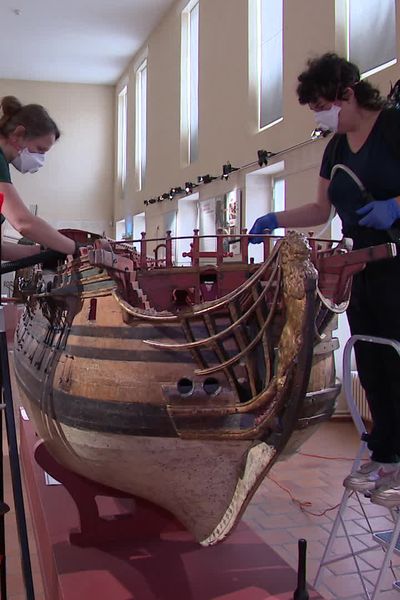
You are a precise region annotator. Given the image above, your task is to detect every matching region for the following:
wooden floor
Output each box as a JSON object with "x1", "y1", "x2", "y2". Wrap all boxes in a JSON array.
[{"x1": 4, "y1": 348, "x2": 400, "y2": 599}]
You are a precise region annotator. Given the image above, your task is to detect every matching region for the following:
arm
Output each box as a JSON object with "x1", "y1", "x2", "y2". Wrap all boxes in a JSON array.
[
  {"x1": 275, "y1": 177, "x2": 332, "y2": 228},
  {"x1": 1, "y1": 241, "x2": 41, "y2": 261},
  {"x1": 0, "y1": 182, "x2": 76, "y2": 255},
  {"x1": 249, "y1": 177, "x2": 332, "y2": 242}
]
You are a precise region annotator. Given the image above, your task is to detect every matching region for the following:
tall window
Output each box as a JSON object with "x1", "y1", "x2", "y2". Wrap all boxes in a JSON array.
[
  {"x1": 117, "y1": 86, "x2": 127, "y2": 195},
  {"x1": 272, "y1": 178, "x2": 285, "y2": 237},
  {"x1": 181, "y1": 0, "x2": 199, "y2": 164},
  {"x1": 135, "y1": 59, "x2": 147, "y2": 190},
  {"x1": 347, "y1": 0, "x2": 396, "y2": 77},
  {"x1": 259, "y1": 0, "x2": 283, "y2": 129},
  {"x1": 115, "y1": 219, "x2": 126, "y2": 240}
]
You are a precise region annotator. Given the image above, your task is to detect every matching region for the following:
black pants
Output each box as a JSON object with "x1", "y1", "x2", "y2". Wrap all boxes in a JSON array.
[{"x1": 347, "y1": 257, "x2": 400, "y2": 463}]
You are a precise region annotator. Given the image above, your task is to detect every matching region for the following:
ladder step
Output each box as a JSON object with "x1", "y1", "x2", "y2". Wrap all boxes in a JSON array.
[{"x1": 373, "y1": 529, "x2": 400, "y2": 555}]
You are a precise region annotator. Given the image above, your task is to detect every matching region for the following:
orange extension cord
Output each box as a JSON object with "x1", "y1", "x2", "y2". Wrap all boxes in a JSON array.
[{"x1": 266, "y1": 451, "x2": 357, "y2": 517}]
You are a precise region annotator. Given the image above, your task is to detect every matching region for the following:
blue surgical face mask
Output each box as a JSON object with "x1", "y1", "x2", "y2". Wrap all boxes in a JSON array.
[
  {"x1": 12, "y1": 148, "x2": 45, "y2": 174},
  {"x1": 314, "y1": 104, "x2": 341, "y2": 133}
]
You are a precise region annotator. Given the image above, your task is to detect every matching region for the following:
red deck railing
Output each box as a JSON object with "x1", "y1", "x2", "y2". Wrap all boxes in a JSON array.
[{"x1": 115, "y1": 229, "x2": 338, "y2": 271}]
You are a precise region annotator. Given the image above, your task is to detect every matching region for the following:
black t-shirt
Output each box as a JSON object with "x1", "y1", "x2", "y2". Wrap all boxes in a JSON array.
[{"x1": 320, "y1": 109, "x2": 400, "y2": 249}]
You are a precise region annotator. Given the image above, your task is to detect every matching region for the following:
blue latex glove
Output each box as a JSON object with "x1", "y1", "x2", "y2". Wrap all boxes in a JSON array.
[
  {"x1": 249, "y1": 213, "x2": 279, "y2": 243},
  {"x1": 357, "y1": 198, "x2": 400, "y2": 230}
]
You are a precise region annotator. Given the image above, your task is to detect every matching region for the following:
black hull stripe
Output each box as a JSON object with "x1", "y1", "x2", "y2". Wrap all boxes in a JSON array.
[
  {"x1": 52, "y1": 389, "x2": 179, "y2": 436},
  {"x1": 15, "y1": 353, "x2": 48, "y2": 399},
  {"x1": 17, "y1": 364, "x2": 339, "y2": 439},
  {"x1": 69, "y1": 325, "x2": 189, "y2": 341},
  {"x1": 64, "y1": 344, "x2": 201, "y2": 363},
  {"x1": 14, "y1": 346, "x2": 339, "y2": 439},
  {"x1": 14, "y1": 351, "x2": 178, "y2": 437},
  {"x1": 52, "y1": 388, "x2": 251, "y2": 436},
  {"x1": 14, "y1": 349, "x2": 251, "y2": 436},
  {"x1": 18, "y1": 328, "x2": 221, "y2": 366}
]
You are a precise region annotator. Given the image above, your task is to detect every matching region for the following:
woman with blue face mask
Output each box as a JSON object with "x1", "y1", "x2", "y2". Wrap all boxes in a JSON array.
[
  {"x1": 0, "y1": 95, "x2": 76, "y2": 261},
  {"x1": 249, "y1": 53, "x2": 400, "y2": 506}
]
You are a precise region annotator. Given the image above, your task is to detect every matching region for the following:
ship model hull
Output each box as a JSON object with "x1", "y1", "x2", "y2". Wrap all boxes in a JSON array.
[{"x1": 13, "y1": 230, "x2": 393, "y2": 545}]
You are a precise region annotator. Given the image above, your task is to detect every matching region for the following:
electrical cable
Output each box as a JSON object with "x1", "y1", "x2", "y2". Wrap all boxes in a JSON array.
[
  {"x1": 266, "y1": 472, "x2": 349, "y2": 516},
  {"x1": 145, "y1": 133, "x2": 325, "y2": 205},
  {"x1": 298, "y1": 451, "x2": 357, "y2": 461},
  {"x1": 266, "y1": 449, "x2": 363, "y2": 517}
]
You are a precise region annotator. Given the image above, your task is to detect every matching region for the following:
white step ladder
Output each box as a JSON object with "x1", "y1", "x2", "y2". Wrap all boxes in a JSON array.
[{"x1": 314, "y1": 335, "x2": 400, "y2": 599}]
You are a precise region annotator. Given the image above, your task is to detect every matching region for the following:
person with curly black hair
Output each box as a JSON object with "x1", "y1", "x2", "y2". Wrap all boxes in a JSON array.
[{"x1": 249, "y1": 53, "x2": 400, "y2": 503}]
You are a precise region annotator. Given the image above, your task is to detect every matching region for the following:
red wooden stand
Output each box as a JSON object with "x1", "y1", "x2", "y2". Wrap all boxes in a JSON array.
[
  {"x1": 33, "y1": 439, "x2": 183, "y2": 548},
  {"x1": 19, "y1": 411, "x2": 323, "y2": 600}
]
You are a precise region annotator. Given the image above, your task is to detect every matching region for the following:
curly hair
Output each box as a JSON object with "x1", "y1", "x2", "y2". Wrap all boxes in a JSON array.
[{"x1": 297, "y1": 53, "x2": 385, "y2": 110}]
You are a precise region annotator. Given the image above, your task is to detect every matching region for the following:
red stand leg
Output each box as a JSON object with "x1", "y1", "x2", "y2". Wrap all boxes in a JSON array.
[
  {"x1": 34, "y1": 441, "x2": 185, "y2": 547},
  {"x1": 20, "y1": 412, "x2": 324, "y2": 600}
]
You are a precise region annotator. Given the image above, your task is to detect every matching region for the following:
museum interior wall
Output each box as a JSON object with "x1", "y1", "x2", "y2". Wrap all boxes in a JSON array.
[
  {"x1": 114, "y1": 0, "x2": 400, "y2": 236},
  {"x1": 0, "y1": 78, "x2": 114, "y2": 239},
  {"x1": 112, "y1": 0, "x2": 400, "y2": 413}
]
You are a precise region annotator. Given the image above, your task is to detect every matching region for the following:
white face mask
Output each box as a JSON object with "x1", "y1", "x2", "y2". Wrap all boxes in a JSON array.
[
  {"x1": 11, "y1": 148, "x2": 45, "y2": 174},
  {"x1": 314, "y1": 104, "x2": 341, "y2": 133}
]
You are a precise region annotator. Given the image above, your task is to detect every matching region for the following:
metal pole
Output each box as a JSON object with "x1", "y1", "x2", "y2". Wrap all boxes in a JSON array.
[
  {"x1": 0, "y1": 402, "x2": 7, "y2": 599},
  {"x1": 0, "y1": 306, "x2": 35, "y2": 600},
  {"x1": 293, "y1": 538, "x2": 309, "y2": 600}
]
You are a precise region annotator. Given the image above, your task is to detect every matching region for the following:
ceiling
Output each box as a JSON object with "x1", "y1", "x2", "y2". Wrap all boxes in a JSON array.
[{"x1": 0, "y1": 0, "x2": 176, "y2": 85}]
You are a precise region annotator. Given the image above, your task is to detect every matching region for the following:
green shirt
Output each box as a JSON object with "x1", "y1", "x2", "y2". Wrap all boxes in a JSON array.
[
  {"x1": 0, "y1": 148, "x2": 11, "y2": 184},
  {"x1": 0, "y1": 148, "x2": 11, "y2": 224}
]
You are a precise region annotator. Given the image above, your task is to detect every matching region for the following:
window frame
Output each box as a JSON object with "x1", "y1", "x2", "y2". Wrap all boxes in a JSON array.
[
  {"x1": 180, "y1": 0, "x2": 199, "y2": 165},
  {"x1": 117, "y1": 85, "x2": 128, "y2": 197},
  {"x1": 257, "y1": 0, "x2": 284, "y2": 131},
  {"x1": 135, "y1": 58, "x2": 148, "y2": 191},
  {"x1": 346, "y1": 0, "x2": 397, "y2": 78}
]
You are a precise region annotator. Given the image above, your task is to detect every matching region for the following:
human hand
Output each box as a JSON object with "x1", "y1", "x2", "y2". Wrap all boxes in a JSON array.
[
  {"x1": 357, "y1": 198, "x2": 400, "y2": 230},
  {"x1": 248, "y1": 213, "x2": 279, "y2": 243}
]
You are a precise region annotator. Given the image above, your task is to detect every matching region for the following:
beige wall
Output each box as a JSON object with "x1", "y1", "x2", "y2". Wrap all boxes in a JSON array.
[
  {"x1": 0, "y1": 79, "x2": 114, "y2": 238},
  {"x1": 113, "y1": 0, "x2": 400, "y2": 414}
]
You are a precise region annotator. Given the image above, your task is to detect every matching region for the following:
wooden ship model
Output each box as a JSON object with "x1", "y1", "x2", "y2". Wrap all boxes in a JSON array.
[{"x1": 10, "y1": 228, "x2": 396, "y2": 546}]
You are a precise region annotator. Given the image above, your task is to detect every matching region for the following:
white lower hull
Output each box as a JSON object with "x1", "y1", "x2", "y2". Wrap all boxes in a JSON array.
[{"x1": 25, "y1": 397, "x2": 276, "y2": 544}]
